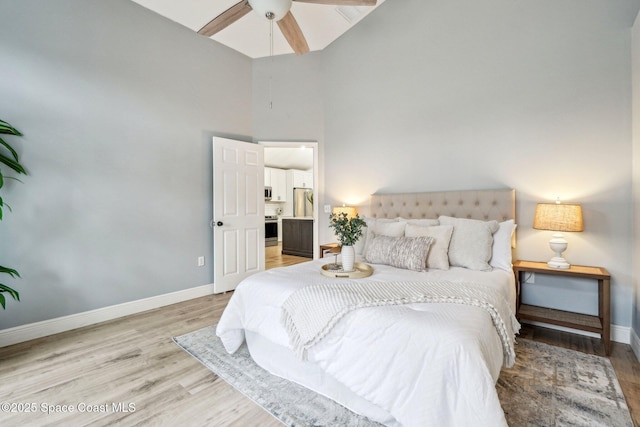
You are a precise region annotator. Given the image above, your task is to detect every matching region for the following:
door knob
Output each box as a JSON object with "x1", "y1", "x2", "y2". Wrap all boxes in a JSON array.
[{"x1": 216, "y1": 221, "x2": 224, "y2": 227}]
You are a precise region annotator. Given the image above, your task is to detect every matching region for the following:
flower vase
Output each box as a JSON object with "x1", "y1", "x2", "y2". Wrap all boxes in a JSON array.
[{"x1": 341, "y1": 245, "x2": 355, "y2": 272}]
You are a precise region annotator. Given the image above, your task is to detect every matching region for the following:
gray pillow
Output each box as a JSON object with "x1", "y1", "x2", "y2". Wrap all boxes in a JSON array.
[
  {"x1": 365, "y1": 235, "x2": 434, "y2": 271},
  {"x1": 438, "y1": 216, "x2": 499, "y2": 271}
]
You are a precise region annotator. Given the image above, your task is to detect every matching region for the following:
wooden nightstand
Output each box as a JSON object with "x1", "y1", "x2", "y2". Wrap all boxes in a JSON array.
[
  {"x1": 319, "y1": 243, "x2": 340, "y2": 258},
  {"x1": 512, "y1": 260, "x2": 611, "y2": 355}
]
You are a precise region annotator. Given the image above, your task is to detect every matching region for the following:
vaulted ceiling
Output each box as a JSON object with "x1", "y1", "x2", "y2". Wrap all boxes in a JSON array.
[{"x1": 131, "y1": 0, "x2": 386, "y2": 58}]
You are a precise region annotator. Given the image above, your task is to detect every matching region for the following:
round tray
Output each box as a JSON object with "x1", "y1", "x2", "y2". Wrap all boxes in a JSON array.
[{"x1": 321, "y1": 262, "x2": 373, "y2": 278}]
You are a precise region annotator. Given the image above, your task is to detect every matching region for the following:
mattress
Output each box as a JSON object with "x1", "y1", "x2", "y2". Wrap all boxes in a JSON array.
[{"x1": 216, "y1": 259, "x2": 517, "y2": 426}]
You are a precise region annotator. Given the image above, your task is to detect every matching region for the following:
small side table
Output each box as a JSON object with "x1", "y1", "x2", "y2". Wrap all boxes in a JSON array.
[
  {"x1": 320, "y1": 243, "x2": 340, "y2": 258},
  {"x1": 513, "y1": 260, "x2": 611, "y2": 355}
]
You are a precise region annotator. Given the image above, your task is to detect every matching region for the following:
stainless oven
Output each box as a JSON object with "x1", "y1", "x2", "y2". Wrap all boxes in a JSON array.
[{"x1": 265, "y1": 215, "x2": 278, "y2": 247}]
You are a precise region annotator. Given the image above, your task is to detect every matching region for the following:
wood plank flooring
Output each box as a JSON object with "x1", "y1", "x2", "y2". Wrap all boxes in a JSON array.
[
  {"x1": 0, "y1": 292, "x2": 281, "y2": 427},
  {"x1": 265, "y1": 242, "x2": 309, "y2": 269},
  {"x1": 0, "y1": 247, "x2": 637, "y2": 426}
]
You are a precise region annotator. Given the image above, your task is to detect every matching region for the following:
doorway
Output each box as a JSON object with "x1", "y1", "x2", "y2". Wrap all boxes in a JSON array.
[{"x1": 259, "y1": 141, "x2": 319, "y2": 265}]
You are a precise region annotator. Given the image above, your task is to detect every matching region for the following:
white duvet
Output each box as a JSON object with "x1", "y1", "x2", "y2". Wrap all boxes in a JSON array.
[{"x1": 217, "y1": 259, "x2": 518, "y2": 426}]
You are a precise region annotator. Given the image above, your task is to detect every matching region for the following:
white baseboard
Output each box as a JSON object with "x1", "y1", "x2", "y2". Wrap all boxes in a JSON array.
[
  {"x1": 521, "y1": 320, "x2": 631, "y2": 344},
  {"x1": 611, "y1": 324, "x2": 631, "y2": 344},
  {"x1": 631, "y1": 328, "x2": 640, "y2": 363},
  {"x1": 0, "y1": 284, "x2": 215, "y2": 348}
]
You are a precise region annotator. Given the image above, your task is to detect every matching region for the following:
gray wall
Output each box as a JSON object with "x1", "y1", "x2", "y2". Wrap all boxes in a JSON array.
[
  {"x1": 2, "y1": 0, "x2": 638, "y2": 335},
  {"x1": 0, "y1": 0, "x2": 252, "y2": 328},
  {"x1": 633, "y1": 11, "x2": 640, "y2": 339},
  {"x1": 252, "y1": 51, "x2": 326, "y2": 257},
  {"x1": 252, "y1": 52, "x2": 324, "y2": 143},
  {"x1": 317, "y1": 0, "x2": 638, "y2": 327}
]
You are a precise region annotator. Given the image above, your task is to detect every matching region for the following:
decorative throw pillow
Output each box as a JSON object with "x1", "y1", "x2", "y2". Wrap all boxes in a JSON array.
[
  {"x1": 361, "y1": 218, "x2": 406, "y2": 256},
  {"x1": 490, "y1": 219, "x2": 517, "y2": 271},
  {"x1": 404, "y1": 223, "x2": 454, "y2": 270},
  {"x1": 365, "y1": 235, "x2": 434, "y2": 271},
  {"x1": 438, "y1": 216, "x2": 499, "y2": 271}
]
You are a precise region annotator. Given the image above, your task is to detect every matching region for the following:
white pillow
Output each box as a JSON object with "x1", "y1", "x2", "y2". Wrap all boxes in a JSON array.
[
  {"x1": 404, "y1": 223, "x2": 454, "y2": 270},
  {"x1": 365, "y1": 235, "x2": 434, "y2": 271},
  {"x1": 400, "y1": 218, "x2": 440, "y2": 227},
  {"x1": 354, "y1": 216, "x2": 395, "y2": 255},
  {"x1": 354, "y1": 216, "x2": 375, "y2": 256},
  {"x1": 490, "y1": 219, "x2": 517, "y2": 271},
  {"x1": 438, "y1": 216, "x2": 499, "y2": 271},
  {"x1": 361, "y1": 218, "x2": 406, "y2": 256}
]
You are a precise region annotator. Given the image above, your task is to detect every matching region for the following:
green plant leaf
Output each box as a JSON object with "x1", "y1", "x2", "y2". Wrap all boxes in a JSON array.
[
  {"x1": 0, "y1": 198, "x2": 12, "y2": 220},
  {"x1": 0, "y1": 152, "x2": 26, "y2": 174},
  {"x1": 0, "y1": 118, "x2": 24, "y2": 308},
  {"x1": 328, "y1": 212, "x2": 367, "y2": 246},
  {"x1": 0, "y1": 266, "x2": 20, "y2": 278},
  {"x1": 0, "y1": 284, "x2": 20, "y2": 301},
  {"x1": 0, "y1": 136, "x2": 19, "y2": 162},
  {"x1": 0, "y1": 120, "x2": 22, "y2": 136},
  {"x1": 2, "y1": 175, "x2": 23, "y2": 184}
]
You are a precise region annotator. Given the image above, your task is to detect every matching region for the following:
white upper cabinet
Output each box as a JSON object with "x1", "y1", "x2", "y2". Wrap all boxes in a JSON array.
[
  {"x1": 265, "y1": 167, "x2": 287, "y2": 202},
  {"x1": 270, "y1": 168, "x2": 287, "y2": 201},
  {"x1": 264, "y1": 167, "x2": 272, "y2": 187},
  {"x1": 291, "y1": 170, "x2": 313, "y2": 189}
]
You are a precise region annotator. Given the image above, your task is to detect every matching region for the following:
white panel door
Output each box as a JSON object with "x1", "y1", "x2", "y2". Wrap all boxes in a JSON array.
[{"x1": 212, "y1": 137, "x2": 264, "y2": 293}]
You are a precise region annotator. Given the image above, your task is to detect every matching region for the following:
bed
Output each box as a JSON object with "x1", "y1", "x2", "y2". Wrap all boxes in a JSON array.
[{"x1": 217, "y1": 189, "x2": 519, "y2": 426}]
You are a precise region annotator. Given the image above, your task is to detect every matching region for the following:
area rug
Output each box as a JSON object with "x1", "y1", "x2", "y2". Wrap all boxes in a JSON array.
[
  {"x1": 174, "y1": 326, "x2": 633, "y2": 427},
  {"x1": 496, "y1": 339, "x2": 633, "y2": 427}
]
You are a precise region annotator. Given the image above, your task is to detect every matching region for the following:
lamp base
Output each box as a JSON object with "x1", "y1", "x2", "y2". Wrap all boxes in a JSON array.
[
  {"x1": 547, "y1": 257, "x2": 571, "y2": 269},
  {"x1": 547, "y1": 233, "x2": 571, "y2": 269}
]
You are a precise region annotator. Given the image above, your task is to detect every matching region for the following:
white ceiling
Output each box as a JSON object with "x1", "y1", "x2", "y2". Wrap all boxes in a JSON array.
[
  {"x1": 264, "y1": 146, "x2": 313, "y2": 170},
  {"x1": 131, "y1": 0, "x2": 386, "y2": 58}
]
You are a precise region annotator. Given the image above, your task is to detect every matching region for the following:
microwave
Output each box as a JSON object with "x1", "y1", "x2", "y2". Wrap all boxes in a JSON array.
[{"x1": 264, "y1": 186, "x2": 272, "y2": 201}]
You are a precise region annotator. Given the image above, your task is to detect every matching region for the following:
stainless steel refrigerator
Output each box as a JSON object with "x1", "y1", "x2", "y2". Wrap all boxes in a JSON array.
[{"x1": 293, "y1": 188, "x2": 313, "y2": 217}]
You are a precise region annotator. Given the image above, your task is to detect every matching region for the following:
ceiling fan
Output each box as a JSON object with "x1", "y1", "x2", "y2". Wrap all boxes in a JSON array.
[{"x1": 198, "y1": 0, "x2": 378, "y2": 55}]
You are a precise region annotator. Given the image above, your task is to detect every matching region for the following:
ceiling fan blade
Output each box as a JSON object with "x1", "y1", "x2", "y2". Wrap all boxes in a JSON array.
[
  {"x1": 293, "y1": 0, "x2": 377, "y2": 5},
  {"x1": 277, "y1": 11, "x2": 310, "y2": 55},
  {"x1": 198, "y1": 1, "x2": 252, "y2": 37}
]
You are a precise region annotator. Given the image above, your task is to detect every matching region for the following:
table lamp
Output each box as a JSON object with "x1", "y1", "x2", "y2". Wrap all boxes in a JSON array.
[
  {"x1": 332, "y1": 205, "x2": 358, "y2": 219},
  {"x1": 533, "y1": 201, "x2": 583, "y2": 269}
]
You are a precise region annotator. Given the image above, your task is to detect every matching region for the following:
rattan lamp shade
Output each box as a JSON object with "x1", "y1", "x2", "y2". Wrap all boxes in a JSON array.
[
  {"x1": 533, "y1": 202, "x2": 583, "y2": 269},
  {"x1": 533, "y1": 203, "x2": 583, "y2": 232},
  {"x1": 332, "y1": 206, "x2": 358, "y2": 219}
]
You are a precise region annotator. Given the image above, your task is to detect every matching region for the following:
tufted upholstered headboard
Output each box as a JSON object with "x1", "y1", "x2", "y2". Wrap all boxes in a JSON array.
[{"x1": 370, "y1": 189, "x2": 516, "y2": 222}]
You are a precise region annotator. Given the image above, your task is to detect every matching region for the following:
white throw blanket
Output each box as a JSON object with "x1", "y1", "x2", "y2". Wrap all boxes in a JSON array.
[{"x1": 281, "y1": 280, "x2": 520, "y2": 367}]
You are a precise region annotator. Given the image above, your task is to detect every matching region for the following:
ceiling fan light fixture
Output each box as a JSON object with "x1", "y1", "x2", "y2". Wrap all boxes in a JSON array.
[{"x1": 249, "y1": 0, "x2": 292, "y2": 21}]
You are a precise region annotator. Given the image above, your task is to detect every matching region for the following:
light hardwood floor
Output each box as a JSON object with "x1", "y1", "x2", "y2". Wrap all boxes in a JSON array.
[
  {"x1": 0, "y1": 292, "x2": 281, "y2": 427},
  {"x1": 265, "y1": 242, "x2": 309, "y2": 269},
  {"x1": 0, "y1": 249, "x2": 638, "y2": 426}
]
